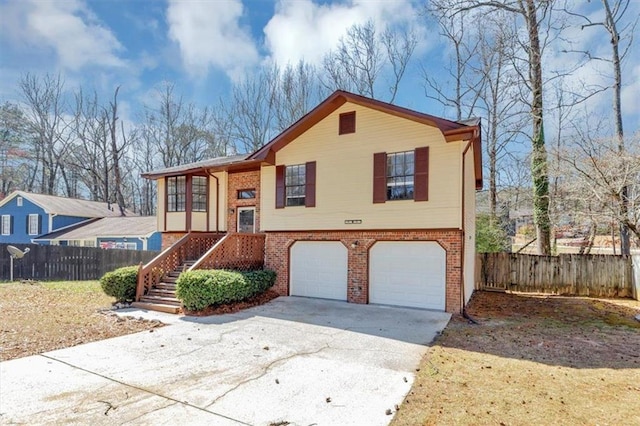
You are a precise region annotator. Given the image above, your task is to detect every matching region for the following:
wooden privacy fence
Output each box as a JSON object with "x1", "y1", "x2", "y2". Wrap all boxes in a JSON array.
[
  {"x1": 476, "y1": 252, "x2": 634, "y2": 298},
  {"x1": 0, "y1": 243, "x2": 159, "y2": 282}
]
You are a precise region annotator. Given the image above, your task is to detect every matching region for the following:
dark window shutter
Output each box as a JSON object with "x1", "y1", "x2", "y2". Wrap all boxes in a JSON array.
[
  {"x1": 38, "y1": 215, "x2": 42, "y2": 234},
  {"x1": 339, "y1": 111, "x2": 356, "y2": 135},
  {"x1": 373, "y1": 152, "x2": 387, "y2": 203},
  {"x1": 26, "y1": 216, "x2": 29, "y2": 234},
  {"x1": 275, "y1": 165, "x2": 285, "y2": 209},
  {"x1": 10, "y1": 216, "x2": 13, "y2": 234},
  {"x1": 414, "y1": 146, "x2": 429, "y2": 201},
  {"x1": 305, "y1": 161, "x2": 316, "y2": 207}
]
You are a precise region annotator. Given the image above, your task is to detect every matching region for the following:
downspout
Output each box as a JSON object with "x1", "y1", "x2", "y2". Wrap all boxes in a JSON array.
[
  {"x1": 203, "y1": 168, "x2": 220, "y2": 233},
  {"x1": 461, "y1": 138, "x2": 474, "y2": 320}
]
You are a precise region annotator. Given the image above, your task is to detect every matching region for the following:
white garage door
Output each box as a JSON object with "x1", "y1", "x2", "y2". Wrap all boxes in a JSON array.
[
  {"x1": 290, "y1": 241, "x2": 348, "y2": 300},
  {"x1": 369, "y1": 241, "x2": 446, "y2": 310}
]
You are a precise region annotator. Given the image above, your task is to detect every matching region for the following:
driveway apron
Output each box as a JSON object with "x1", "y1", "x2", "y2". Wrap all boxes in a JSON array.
[{"x1": 0, "y1": 297, "x2": 450, "y2": 425}]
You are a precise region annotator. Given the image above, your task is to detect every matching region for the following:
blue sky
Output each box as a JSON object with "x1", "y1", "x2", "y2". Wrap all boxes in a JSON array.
[{"x1": 0, "y1": 0, "x2": 638, "y2": 136}]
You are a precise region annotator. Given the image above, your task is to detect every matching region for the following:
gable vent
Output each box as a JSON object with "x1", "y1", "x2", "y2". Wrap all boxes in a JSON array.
[{"x1": 339, "y1": 111, "x2": 356, "y2": 135}]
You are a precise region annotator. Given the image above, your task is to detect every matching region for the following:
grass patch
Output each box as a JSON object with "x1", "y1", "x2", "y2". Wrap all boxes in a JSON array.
[
  {"x1": 392, "y1": 291, "x2": 640, "y2": 425},
  {"x1": 0, "y1": 280, "x2": 161, "y2": 361}
]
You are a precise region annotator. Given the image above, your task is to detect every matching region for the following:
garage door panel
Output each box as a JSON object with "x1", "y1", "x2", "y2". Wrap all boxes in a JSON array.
[
  {"x1": 370, "y1": 241, "x2": 446, "y2": 310},
  {"x1": 290, "y1": 241, "x2": 347, "y2": 301}
]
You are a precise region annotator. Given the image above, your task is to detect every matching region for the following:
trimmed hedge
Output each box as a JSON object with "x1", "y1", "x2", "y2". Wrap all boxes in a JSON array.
[
  {"x1": 176, "y1": 269, "x2": 276, "y2": 311},
  {"x1": 100, "y1": 266, "x2": 138, "y2": 303}
]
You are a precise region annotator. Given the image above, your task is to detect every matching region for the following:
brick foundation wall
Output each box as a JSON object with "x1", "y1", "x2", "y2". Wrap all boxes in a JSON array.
[
  {"x1": 161, "y1": 232, "x2": 187, "y2": 250},
  {"x1": 264, "y1": 229, "x2": 463, "y2": 314},
  {"x1": 227, "y1": 170, "x2": 261, "y2": 232}
]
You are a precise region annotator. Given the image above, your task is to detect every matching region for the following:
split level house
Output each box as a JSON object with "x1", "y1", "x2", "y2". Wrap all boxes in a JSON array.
[
  {"x1": 0, "y1": 191, "x2": 160, "y2": 251},
  {"x1": 136, "y1": 90, "x2": 482, "y2": 314}
]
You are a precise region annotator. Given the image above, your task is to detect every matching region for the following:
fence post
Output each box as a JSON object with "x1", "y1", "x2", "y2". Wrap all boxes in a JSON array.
[{"x1": 632, "y1": 255, "x2": 640, "y2": 301}]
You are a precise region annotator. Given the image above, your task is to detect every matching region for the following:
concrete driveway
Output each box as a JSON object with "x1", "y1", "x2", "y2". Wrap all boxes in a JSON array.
[{"x1": 0, "y1": 297, "x2": 450, "y2": 426}]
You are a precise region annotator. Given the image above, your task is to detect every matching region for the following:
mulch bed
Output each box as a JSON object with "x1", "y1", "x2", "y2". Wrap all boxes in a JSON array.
[{"x1": 183, "y1": 289, "x2": 280, "y2": 316}]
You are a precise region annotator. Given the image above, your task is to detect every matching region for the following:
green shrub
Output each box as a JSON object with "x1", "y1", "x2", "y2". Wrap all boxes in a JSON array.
[
  {"x1": 476, "y1": 213, "x2": 510, "y2": 253},
  {"x1": 100, "y1": 266, "x2": 139, "y2": 303},
  {"x1": 176, "y1": 269, "x2": 276, "y2": 311}
]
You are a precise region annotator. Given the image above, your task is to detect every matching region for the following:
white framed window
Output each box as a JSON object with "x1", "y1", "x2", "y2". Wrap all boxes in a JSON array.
[
  {"x1": 386, "y1": 151, "x2": 415, "y2": 200},
  {"x1": 285, "y1": 164, "x2": 306, "y2": 206},
  {"x1": 17, "y1": 197, "x2": 23, "y2": 207},
  {"x1": 1, "y1": 215, "x2": 11, "y2": 235},
  {"x1": 28, "y1": 214, "x2": 39, "y2": 235}
]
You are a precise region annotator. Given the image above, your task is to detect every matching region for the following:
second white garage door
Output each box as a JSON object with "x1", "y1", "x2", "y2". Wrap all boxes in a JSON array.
[
  {"x1": 290, "y1": 241, "x2": 348, "y2": 301},
  {"x1": 369, "y1": 241, "x2": 446, "y2": 310}
]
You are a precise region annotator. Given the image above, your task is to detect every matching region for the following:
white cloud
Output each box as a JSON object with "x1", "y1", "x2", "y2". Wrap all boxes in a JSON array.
[
  {"x1": 166, "y1": 0, "x2": 259, "y2": 80},
  {"x1": 263, "y1": 0, "x2": 425, "y2": 67},
  {"x1": 0, "y1": 0, "x2": 124, "y2": 70}
]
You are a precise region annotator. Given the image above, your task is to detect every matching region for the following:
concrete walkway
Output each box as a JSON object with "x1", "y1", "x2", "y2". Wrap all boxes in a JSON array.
[{"x1": 0, "y1": 297, "x2": 450, "y2": 426}]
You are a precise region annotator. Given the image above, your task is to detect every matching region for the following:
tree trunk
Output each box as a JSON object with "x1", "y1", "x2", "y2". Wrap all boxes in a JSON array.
[
  {"x1": 525, "y1": 0, "x2": 551, "y2": 255},
  {"x1": 602, "y1": 0, "x2": 630, "y2": 255}
]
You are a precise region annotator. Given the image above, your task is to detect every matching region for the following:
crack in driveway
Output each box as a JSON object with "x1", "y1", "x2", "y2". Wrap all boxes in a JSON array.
[
  {"x1": 39, "y1": 354, "x2": 251, "y2": 425},
  {"x1": 204, "y1": 344, "x2": 330, "y2": 409}
]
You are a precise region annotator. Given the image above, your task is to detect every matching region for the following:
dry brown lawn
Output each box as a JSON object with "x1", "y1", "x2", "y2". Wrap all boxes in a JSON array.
[
  {"x1": 0, "y1": 280, "x2": 162, "y2": 361},
  {"x1": 392, "y1": 291, "x2": 640, "y2": 426}
]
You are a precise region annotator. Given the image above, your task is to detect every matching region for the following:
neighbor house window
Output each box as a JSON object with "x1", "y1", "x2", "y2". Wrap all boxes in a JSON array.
[
  {"x1": 373, "y1": 147, "x2": 429, "y2": 203},
  {"x1": 192, "y1": 176, "x2": 207, "y2": 212},
  {"x1": 167, "y1": 176, "x2": 186, "y2": 212},
  {"x1": 17, "y1": 197, "x2": 23, "y2": 207},
  {"x1": 1, "y1": 215, "x2": 10, "y2": 235},
  {"x1": 339, "y1": 111, "x2": 356, "y2": 135},
  {"x1": 237, "y1": 189, "x2": 256, "y2": 199},
  {"x1": 386, "y1": 151, "x2": 415, "y2": 200},
  {"x1": 28, "y1": 214, "x2": 40, "y2": 235}
]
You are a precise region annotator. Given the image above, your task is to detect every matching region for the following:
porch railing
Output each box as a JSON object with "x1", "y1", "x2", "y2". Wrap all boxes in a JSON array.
[
  {"x1": 189, "y1": 233, "x2": 266, "y2": 272},
  {"x1": 136, "y1": 232, "x2": 224, "y2": 301}
]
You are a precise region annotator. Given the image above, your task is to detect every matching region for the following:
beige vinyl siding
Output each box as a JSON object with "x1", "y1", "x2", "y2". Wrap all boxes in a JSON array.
[
  {"x1": 261, "y1": 102, "x2": 464, "y2": 231},
  {"x1": 463, "y1": 142, "x2": 477, "y2": 304},
  {"x1": 211, "y1": 172, "x2": 227, "y2": 232},
  {"x1": 192, "y1": 212, "x2": 207, "y2": 231},
  {"x1": 166, "y1": 212, "x2": 186, "y2": 231},
  {"x1": 157, "y1": 179, "x2": 166, "y2": 231}
]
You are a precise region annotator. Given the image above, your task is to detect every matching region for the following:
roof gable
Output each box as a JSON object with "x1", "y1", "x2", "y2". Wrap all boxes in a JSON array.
[
  {"x1": 34, "y1": 216, "x2": 157, "y2": 241},
  {"x1": 0, "y1": 191, "x2": 136, "y2": 218},
  {"x1": 248, "y1": 90, "x2": 482, "y2": 189}
]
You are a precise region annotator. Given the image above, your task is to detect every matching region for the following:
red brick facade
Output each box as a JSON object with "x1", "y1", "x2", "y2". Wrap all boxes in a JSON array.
[
  {"x1": 161, "y1": 232, "x2": 186, "y2": 250},
  {"x1": 227, "y1": 170, "x2": 261, "y2": 232},
  {"x1": 264, "y1": 229, "x2": 463, "y2": 314}
]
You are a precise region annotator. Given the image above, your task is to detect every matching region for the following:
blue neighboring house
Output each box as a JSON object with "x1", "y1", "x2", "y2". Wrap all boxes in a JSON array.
[
  {"x1": 33, "y1": 216, "x2": 161, "y2": 251},
  {"x1": 0, "y1": 190, "x2": 136, "y2": 245}
]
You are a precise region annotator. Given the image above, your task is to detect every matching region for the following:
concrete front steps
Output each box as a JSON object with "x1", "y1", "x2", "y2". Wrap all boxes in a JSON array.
[{"x1": 131, "y1": 261, "x2": 195, "y2": 314}]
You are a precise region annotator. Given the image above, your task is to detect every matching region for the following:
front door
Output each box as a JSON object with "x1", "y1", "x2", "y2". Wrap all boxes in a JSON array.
[{"x1": 237, "y1": 207, "x2": 255, "y2": 233}]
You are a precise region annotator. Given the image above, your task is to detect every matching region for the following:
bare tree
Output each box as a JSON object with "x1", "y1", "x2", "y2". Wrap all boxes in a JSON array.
[
  {"x1": 225, "y1": 66, "x2": 279, "y2": 153},
  {"x1": 439, "y1": 0, "x2": 558, "y2": 255},
  {"x1": 107, "y1": 87, "x2": 128, "y2": 215},
  {"x1": 70, "y1": 89, "x2": 111, "y2": 201},
  {"x1": 322, "y1": 20, "x2": 417, "y2": 102},
  {"x1": 472, "y1": 12, "x2": 527, "y2": 217},
  {"x1": 273, "y1": 61, "x2": 322, "y2": 132},
  {"x1": 141, "y1": 83, "x2": 224, "y2": 167},
  {"x1": 0, "y1": 102, "x2": 31, "y2": 196},
  {"x1": 564, "y1": 0, "x2": 638, "y2": 254},
  {"x1": 19, "y1": 73, "x2": 72, "y2": 195},
  {"x1": 424, "y1": 4, "x2": 481, "y2": 120},
  {"x1": 556, "y1": 132, "x2": 640, "y2": 246}
]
